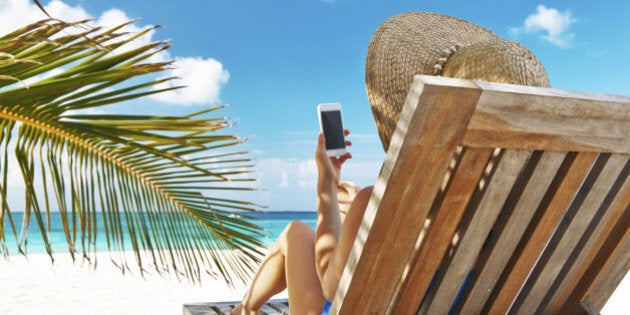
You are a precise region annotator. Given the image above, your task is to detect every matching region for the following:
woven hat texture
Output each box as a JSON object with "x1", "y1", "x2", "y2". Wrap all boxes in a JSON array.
[{"x1": 366, "y1": 12, "x2": 550, "y2": 151}]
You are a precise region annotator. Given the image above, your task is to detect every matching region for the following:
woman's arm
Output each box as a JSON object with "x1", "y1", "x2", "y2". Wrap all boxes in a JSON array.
[
  {"x1": 315, "y1": 177, "x2": 342, "y2": 300},
  {"x1": 314, "y1": 132, "x2": 346, "y2": 280},
  {"x1": 314, "y1": 130, "x2": 367, "y2": 300},
  {"x1": 318, "y1": 185, "x2": 372, "y2": 301}
]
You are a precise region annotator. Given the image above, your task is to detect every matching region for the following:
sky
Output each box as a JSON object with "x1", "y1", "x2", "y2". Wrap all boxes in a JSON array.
[{"x1": 1, "y1": 0, "x2": 629, "y2": 211}]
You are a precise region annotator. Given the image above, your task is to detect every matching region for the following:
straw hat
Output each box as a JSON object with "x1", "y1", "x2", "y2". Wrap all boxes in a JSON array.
[{"x1": 366, "y1": 12, "x2": 550, "y2": 151}]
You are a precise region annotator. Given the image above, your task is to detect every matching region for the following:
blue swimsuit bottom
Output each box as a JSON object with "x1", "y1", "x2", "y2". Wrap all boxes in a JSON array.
[{"x1": 322, "y1": 300, "x2": 332, "y2": 314}]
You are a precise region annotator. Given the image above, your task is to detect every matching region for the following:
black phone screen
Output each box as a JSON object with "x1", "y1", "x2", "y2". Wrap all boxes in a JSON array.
[{"x1": 321, "y1": 110, "x2": 345, "y2": 150}]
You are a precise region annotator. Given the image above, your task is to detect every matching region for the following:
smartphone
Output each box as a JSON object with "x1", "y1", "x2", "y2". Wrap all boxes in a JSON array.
[{"x1": 317, "y1": 102, "x2": 347, "y2": 157}]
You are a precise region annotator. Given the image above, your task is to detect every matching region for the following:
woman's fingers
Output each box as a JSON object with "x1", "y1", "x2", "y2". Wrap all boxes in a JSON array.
[
  {"x1": 340, "y1": 152, "x2": 352, "y2": 163},
  {"x1": 315, "y1": 133, "x2": 330, "y2": 169},
  {"x1": 344, "y1": 129, "x2": 352, "y2": 147},
  {"x1": 316, "y1": 130, "x2": 353, "y2": 181},
  {"x1": 316, "y1": 132, "x2": 327, "y2": 155}
]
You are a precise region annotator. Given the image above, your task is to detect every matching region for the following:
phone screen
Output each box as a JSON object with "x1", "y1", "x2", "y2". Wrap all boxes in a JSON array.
[{"x1": 321, "y1": 110, "x2": 345, "y2": 150}]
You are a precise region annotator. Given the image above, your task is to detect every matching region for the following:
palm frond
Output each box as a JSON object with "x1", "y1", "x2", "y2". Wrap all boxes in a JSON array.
[
  {"x1": 0, "y1": 19, "x2": 266, "y2": 285},
  {"x1": 31, "y1": 0, "x2": 51, "y2": 19}
]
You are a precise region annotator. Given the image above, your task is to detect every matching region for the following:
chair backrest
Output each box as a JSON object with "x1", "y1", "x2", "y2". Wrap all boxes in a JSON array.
[{"x1": 330, "y1": 75, "x2": 630, "y2": 314}]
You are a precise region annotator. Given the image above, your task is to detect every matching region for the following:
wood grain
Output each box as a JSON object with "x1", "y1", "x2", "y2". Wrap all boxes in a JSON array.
[
  {"x1": 392, "y1": 147, "x2": 494, "y2": 314},
  {"x1": 332, "y1": 76, "x2": 482, "y2": 314},
  {"x1": 512, "y1": 154, "x2": 628, "y2": 314},
  {"x1": 485, "y1": 151, "x2": 598, "y2": 314},
  {"x1": 465, "y1": 80, "x2": 630, "y2": 153},
  {"x1": 424, "y1": 150, "x2": 531, "y2": 314},
  {"x1": 543, "y1": 157, "x2": 629, "y2": 313},
  {"x1": 458, "y1": 151, "x2": 567, "y2": 314},
  {"x1": 328, "y1": 76, "x2": 629, "y2": 314}
]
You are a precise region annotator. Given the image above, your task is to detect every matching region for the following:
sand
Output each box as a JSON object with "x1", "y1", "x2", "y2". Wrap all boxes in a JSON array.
[
  {"x1": 0, "y1": 251, "x2": 286, "y2": 315},
  {"x1": 0, "y1": 251, "x2": 627, "y2": 314}
]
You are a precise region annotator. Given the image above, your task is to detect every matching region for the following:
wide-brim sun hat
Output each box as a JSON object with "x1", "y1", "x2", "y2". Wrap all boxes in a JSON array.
[{"x1": 366, "y1": 12, "x2": 551, "y2": 152}]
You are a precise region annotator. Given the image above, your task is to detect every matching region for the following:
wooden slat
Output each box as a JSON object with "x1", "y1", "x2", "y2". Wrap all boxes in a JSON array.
[
  {"x1": 213, "y1": 304, "x2": 236, "y2": 315},
  {"x1": 392, "y1": 147, "x2": 495, "y2": 314},
  {"x1": 581, "y1": 229, "x2": 630, "y2": 309},
  {"x1": 265, "y1": 300, "x2": 290, "y2": 314},
  {"x1": 513, "y1": 154, "x2": 629, "y2": 314},
  {"x1": 462, "y1": 79, "x2": 630, "y2": 154},
  {"x1": 183, "y1": 301, "x2": 234, "y2": 315},
  {"x1": 563, "y1": 204, "x2": 630, "y2": 313},
  {"x1": 182, "y1": 299, "x2": 289, "y2": 315},
  {"x1": 543, "y1": 157, "x2": 630, "y2": 313},
  {"x1": 182, "y1": 303, "x2": 215, "y2": 315},
  {"x1": 458, "y1": 151, "x2": 567, "y2": 314},
  {"x1": 331, "y1": 76, "x2": 483, "y2": 314},
  {"x1": 560, "y1": 165, "x2": 630, "y2": 312},
  {"x1": 580, "y1": 301, "x2": 602, "y2": 315},
  {"x1": 485, "y1": 152, "x2": 598, "y2": 314},
  {"x1": 260, "y1": 303, "x2": 283, "y2": 315},
  {"x1": 423, "y1": 150, "x2": 532, "y2": 314}
]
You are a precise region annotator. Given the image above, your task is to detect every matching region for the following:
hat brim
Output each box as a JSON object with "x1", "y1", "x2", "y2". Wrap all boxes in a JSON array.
[{"x1": 366, "y1": 12, "x2": 549, "y2": 151}]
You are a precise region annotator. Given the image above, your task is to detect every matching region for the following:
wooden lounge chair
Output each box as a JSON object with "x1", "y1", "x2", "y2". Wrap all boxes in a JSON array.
[
  {"x1": 331, "y1": 75, "x2": 629, "y2": 314},
  {"x1": 183, "y1": 75, "x2": 629, "y2": 314},
  {"x1": 183, "y1": 299, "x2": 289, "y2": 315}
]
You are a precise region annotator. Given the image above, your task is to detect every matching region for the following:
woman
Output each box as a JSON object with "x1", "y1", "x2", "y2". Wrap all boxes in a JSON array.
[{"x1": 232, "y1": 130, "x2": 373, "y2": 314}]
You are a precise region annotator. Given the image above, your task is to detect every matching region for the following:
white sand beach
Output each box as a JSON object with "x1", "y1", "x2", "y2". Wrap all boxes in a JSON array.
[
  {"x1": 0, "y1": 251, "x2": 627, "y2": 314},
  {"x1": 0, "y1": 251, "x2": 286, "y2": 315}
]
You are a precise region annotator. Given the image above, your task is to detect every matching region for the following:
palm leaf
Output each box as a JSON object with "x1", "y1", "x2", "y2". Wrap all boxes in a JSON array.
[
  {"x1": 0, "y1": 19, "x2": 266, "y2": 285},
  {"x1": 31, "y1": 0, "x2": 51, "y2": 19}
]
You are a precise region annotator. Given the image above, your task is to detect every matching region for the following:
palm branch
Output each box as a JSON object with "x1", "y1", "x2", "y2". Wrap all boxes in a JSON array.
[{"x1": 0, "y1": 19, "x2": 267, "y2": 285}]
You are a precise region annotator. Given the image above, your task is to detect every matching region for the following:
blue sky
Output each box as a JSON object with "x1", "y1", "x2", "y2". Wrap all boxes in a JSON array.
[{"x1": 1, "y1": 0, "x2": 629, "y2": 211}]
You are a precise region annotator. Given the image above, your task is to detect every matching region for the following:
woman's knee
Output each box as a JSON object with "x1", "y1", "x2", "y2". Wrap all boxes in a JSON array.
[
  {"x1": 284, "y1": 220, "x2": 314, "y2": 238},
  {"x1": 358, "y1": 186, "x2": 373, "y2": 199},
  {"x1": 352, "y1": 186, "x2": 373, "y2": 215},
  {"x1": 279, "y1": 220, "x2": 315, "y2": 247}
]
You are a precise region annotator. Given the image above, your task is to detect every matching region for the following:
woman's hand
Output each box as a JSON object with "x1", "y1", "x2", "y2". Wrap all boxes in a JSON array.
[{"x1": 315, "y1": 130, "x2": 352, "y2": 186}]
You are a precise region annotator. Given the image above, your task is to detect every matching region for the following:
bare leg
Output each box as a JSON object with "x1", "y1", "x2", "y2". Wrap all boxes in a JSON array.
[
  {"x1": 236, "y1": 244, "x2": 286, "y2": 314},
  {"x1": 234, "y1": 220, "x2": 325, "y2": 315},
  {"x1": 282, "y1": 221, "x2": 326, "y2": 314}
]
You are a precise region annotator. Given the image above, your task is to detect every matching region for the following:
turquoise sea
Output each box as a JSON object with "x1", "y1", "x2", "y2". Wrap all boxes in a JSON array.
[{"x1": 1, "y1": 211, "x2": 317, "y2": 255}]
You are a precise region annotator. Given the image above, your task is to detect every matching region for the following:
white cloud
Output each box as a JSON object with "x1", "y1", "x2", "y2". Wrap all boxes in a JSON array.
[
  {"x1": 257, "y1": 158, "x2": 317, "y2": 190},
  {"x1": 94, "y1": 9, "x2": 162, "y2": 61},
  {"x1": 0, "y1": 0, "x2": 92, "y2": 37},
  {"x1": 511, "y1": 5, "x2": 576, "y2": 48},
  {"x1": 0, "y1": 0, "x2": 47, "y2": 34},
  {"x1": 0, "y1": 0, "x2": 229, "y2": 106},
  {"x1": 251, "y1": 156, "x2": 381, "y2": 210},
  {"x1": 297, "y1": 159, "x2": 318, "y2": 189},
  {"x1": 95, "y1": 8, "x2": 139, "y2": 29},
  {"x1": 149, "y1": 57, "x2": 230, "y2": 105},
  {"x1": 251, "y1": 158, "x2": 315, "y2": 210},
  {"x1": 298, "y1": 159, "x2": 317, "y2": 178},
  {"x1": 278, "y1": 171, "x2": 289, "y2": 188},
  {"x1": 45, "y1": 0, "x2": 90, "y2": 22}
]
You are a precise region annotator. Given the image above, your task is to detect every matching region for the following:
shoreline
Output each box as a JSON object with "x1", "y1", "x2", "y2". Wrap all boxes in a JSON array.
[
  {"x1": 0, "y1": 250, "x2": 286, "y2": 315},
  {"x1": 0, "y1": 251, "x2": 627, "y2": 314}
]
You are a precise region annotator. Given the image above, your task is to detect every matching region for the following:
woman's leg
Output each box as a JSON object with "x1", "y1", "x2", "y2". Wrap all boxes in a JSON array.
[
  {"x1": 236, "y1": 244, "x2": 287, "y2": 314},
  {"x1": 281, "y1": 221, "x2": 326, "y2": 314},
  {"x1": 235, "y1": 220, "x2": 325, "y2": 315}
]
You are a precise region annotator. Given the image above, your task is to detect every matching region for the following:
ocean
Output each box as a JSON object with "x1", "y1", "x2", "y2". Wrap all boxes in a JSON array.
[{"x1": 1, "y1": 211, "x2": 317, "y2": 255}]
